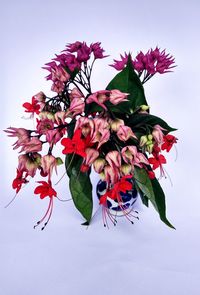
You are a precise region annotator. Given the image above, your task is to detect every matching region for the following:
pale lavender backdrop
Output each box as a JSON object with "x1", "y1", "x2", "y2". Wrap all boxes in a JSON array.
[{"x1": 1, "y1": 0, "x2": 200, "y2": 294}]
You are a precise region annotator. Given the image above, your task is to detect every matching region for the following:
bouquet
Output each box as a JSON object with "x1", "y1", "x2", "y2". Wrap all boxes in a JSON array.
[{"x1": 5, "y1": 41, "x2": 177, "y2": 229}]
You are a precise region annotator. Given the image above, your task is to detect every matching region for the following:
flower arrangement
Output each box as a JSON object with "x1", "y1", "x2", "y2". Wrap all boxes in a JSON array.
[{"x1": 5, "y1": 41, "x2": 177, "y2": 229}]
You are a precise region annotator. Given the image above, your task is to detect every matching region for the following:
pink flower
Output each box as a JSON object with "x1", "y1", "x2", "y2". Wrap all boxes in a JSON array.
[
  {"x1": 19, "y1": 137, "x2": 43, "y2": 153},
  {"x1": 54, "y1": 111, "x2": 67, "y2": 125},
  {"x1": 90, "y1": 42, "x2": 108, "y2": 59},
  {"x1": 51, "y1": 80, "x2": 65, "y2": 94},
  {"x1": 109, "y1": 89, "x2": 129, "y2": 105},
  {"x1": 36, "y1": 118, "x2": 54, "y2": 135},
  {"x1": 68, "y1": 97, "x2": 85, "y2": 117},
  {"x1": 41, "y1": 155, "x2": 57, "y2": 181},
  {"x1": 104, "y1": 165, "x2": 120, "y2": 186},
  {"x1": 91, "y1": 118, "x2": 110, "y2": 149},
  {"x1": 80, "y1": 148, "x2": 99, "y2": 172},
  {"x1": 116, "y1": 125, "x2": 137, "y2": 141},
  {"x1": 121, "y1": 146, "x2": 149, "y2": 167},
  {"x1": 34, "y1": 91, "x2": 46, "y2": 103},
  {"x1": 76, "y1": 42, "x2": 91, "y2": 62},
  {"x1": 86, "y1": 90, "x2": 110, "y2": 110},
  {"x1": 110, "y1": 53, "x2": 129, "y2": 71},
  {"x1": 69, "y1": 88, "x2": 84, "y2": 100},
  {"x1": 4, "y1": 127, "x2": 30, "y2": 150},
  {"x1": 105, "y1": 151, "x2": 121, "y2": 168},
  {"x1": 18, "y1": 153, "x2": 41, "y2": 177},
  {"x1": 152, "y1": 124, "x2": 166, "y2": 146},
  {"x1": 75, "y1": 117, "x2": 95, "y2": 137},
  {"x1": 46, "y1": 129, "x2": 64, "y2": 146}
]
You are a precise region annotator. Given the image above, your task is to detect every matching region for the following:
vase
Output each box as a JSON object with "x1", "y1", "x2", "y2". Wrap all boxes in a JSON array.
[{"x1": 96, "y1": 179, "x2": 138, "y2": 217}]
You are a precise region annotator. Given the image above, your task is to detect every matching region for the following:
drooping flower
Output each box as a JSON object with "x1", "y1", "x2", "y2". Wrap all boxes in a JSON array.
[
  {"x1": 80, "y1": 148, "x2": 99, "y2": 172},
  {"x1": 93, "y1": 158, "x2": 106, "y2": 173},
  {"x1": 109, "y1": 89, "x2": 129, "y2": 105},
  {"x1": 68, "y1": 97, "x2": 85, "y2": 117},
  {"x1": 105, "y1": 151, "x2": 121, "y2": 169},
  {"x1": 86, "y1": 90, "x2": 110, "y2": 110},
  {"x1": 117, "y1": 125, "x2": 137, "y2": 141},
  {"x1": 34, "y1": 181, "x2": 57, "y2": 230},
  {"x1": 110, "y1": 118, "x2": 124, "y2": 132},
  {"x1": 41, "y1": 155, "x2": 58, "y2": 181},
  {"x1": 161, "y1": 134, "x2": 177, "y2": 152},
  {"x1": 18, "y1": 153, "x2": 41, "y2": 177},
  {"x1": 148, "y1": 151, "x2": 167, "y2": 177},
  {"x1": 4, "y1": 127, "x2": 30, "y2": 150},
  {"x1": 12, "y1": 169, "x2": 29, "y2": 193},
  {"x1": 152, "y1": 124, "x2": 166, "y2": 146},
  {"x1": 91, "y1": 118, "x2": 110, "y2": 149},
  {"x1": 121, "y1": 146, "x2": 149, "y2": 167},
  {"x1": 19, "y1": 137, "x2": 43, "y2": 153}
]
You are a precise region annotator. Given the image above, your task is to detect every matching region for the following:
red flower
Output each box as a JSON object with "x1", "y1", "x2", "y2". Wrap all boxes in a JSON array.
[
  {"x1": 12, "y1": 169, "x2": 28, "y2": 193},
  {"x1": 61, "y1": 129, "x2": 86, "y2": 158},
  {"x1": 161, "y1": 134, "x2": 177, "y2": 152},
  {"x1": 34, "y1": 181, "x2": 57, "y2": 199},
  {"x1": 99, "y1": 176, "x2": 132, "y2": 205},
  {"x1": 34, "y1": 181, "x2": 57, "y2": 230},
  {"x1": 148, "y1": 154, "x2": 166, "y2": 170},
  {"x1": 23, "y1": 97, "x2": 40, "y2": 114}
]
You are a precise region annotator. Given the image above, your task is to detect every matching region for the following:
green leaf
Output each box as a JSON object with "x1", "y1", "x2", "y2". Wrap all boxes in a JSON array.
[
  {"x1": 134, "y1": 167, "x2": 175, "y2": 229},
  {"x1": 106, "y1": 56, "x2": 148, "y2": 113},
  {"x1": 128, "y1": 113, "x2": 177, "y2": 132},
  {"x1": 134, "y1": 167, "x2": 157, "y2": 208},
  {"x1": 151, "y1": 178, "x2": 175, "y2": 229},
  {"x1": 65, "y1": 154, "x2": 93, "y2": 224}
]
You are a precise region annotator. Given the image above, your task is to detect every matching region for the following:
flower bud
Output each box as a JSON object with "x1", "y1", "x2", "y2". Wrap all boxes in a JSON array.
[
  {"x1": 146, "y1": 143, "x2": 154, "y2": 154},
  {"x1": 93, "y1": 158, "x2": 106, "y2": 173},
  {"x1": 148, "y1": 134, "x2": 153, "y2": 141},
  {"x1": 140, "y1": 135, "x2": 148, "y2": 147},
  {"x1": 56, "y1": 157, "x2": 63, "y2": 166},
  {"x1": 140, "y1": 105, "x2": 149, "y2": 111},
  {"x1": 110, "y1": 118, "x2": 124, "y2": 132},
  {"x1": 120, "y1": 164, "x2": 132, "y2": 175}
]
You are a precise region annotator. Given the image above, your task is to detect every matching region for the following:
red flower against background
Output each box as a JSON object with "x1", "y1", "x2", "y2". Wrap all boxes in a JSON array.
[
  {"x1": 161, "y1": 134, "x2": 177, "y2": 152},
  {"x1": 23, "y1": 97, "x2": 40, "y2": 115},
  {"x1": 99, "y1": 176, "x2": 132, "y2": 205},
  {"x1": 148, "y1": 153, "x2": 166, "y2": 170},
  {"x1": 61, "y1": 129, "x2": 87, "y2": 158},
  {"x1": 12, "y1": 169, "x2": 29, "y2": 193},
  {"x1": 34, "y1": 181, "x2": 57, "y2": 230}
]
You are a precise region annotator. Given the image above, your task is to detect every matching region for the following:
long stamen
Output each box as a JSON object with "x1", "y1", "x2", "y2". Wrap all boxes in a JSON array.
[
  {"x1": 4, "y1": 193, "x2": 18, "y2": 209},
  {"x1": 41, "y1": 199, "x2": 54, "y2": 230},
  {"x1": 34, "y1": 198, "x2": 52, "y2": 229}
]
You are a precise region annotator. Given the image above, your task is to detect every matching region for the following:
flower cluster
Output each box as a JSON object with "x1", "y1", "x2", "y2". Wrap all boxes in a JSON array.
[{"x1": 5, "y1": 41, "x2": 177, "y2": 229}]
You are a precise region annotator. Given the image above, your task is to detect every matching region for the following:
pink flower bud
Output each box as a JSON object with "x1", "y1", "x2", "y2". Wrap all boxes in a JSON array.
[
  {"x1": 109, "y1": 89, "x2": 129, "y2": 105},
  {"x1": 34, "y1": 91, "x2": 46, "y2": 103},
  {"x1": 110, "y1": 118, "x2": 124, "y2": 132},
  {"x1": 105, "y1": 151, "x2": 121, "y2": 168},
  {"x1": 69, "y1": 88, "x2": 84, "y2": 100},
  {"x1": 117, "y1": 125, "x2": 137, "y2": 141},
  {"x1": 19, "y1": 137, "x2": 43, "y2": 153},
  {"x1": 41, "y1": 154, "x2": 57, "y2": 181},
  {"x1": 152, "y1": 124, "x2": 166, "y2": 146},
  {"x1": 120, "y1": 164, "x2": 132, "y2": 176},
  {"x1": 68, "y1": 97, "x2": 85, "y2": 116}
]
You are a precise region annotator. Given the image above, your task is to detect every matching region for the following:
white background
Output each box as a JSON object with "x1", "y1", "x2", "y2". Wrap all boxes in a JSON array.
[{"x1": 1, "y1": 0, "x2": 200, "y2": 294}]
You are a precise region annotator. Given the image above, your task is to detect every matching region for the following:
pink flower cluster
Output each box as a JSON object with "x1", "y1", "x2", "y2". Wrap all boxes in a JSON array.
[{"x1": 111, "y1": 47, "x2": 175, "y2": 83}]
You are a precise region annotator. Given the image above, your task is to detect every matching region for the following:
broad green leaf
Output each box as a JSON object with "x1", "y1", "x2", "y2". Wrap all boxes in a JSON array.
[
  {"x1": 134, "y1": 167, "x2": 157, "y2": 208},
  {"x1": 106, "y1": 56, "x2": 148, "y2": 113},
  {"x1": 134, "y1": 167, "x2": 175, "y2": 228},
  {"x1": 151, "y1": 178, "x2": 175, "y2": 229},
  {"x1": 65, "y1": 154, "x2": 93, "y2": 224},
  {"x1": 128, "y1": 113, "x2": 177, "y2": 132}
]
